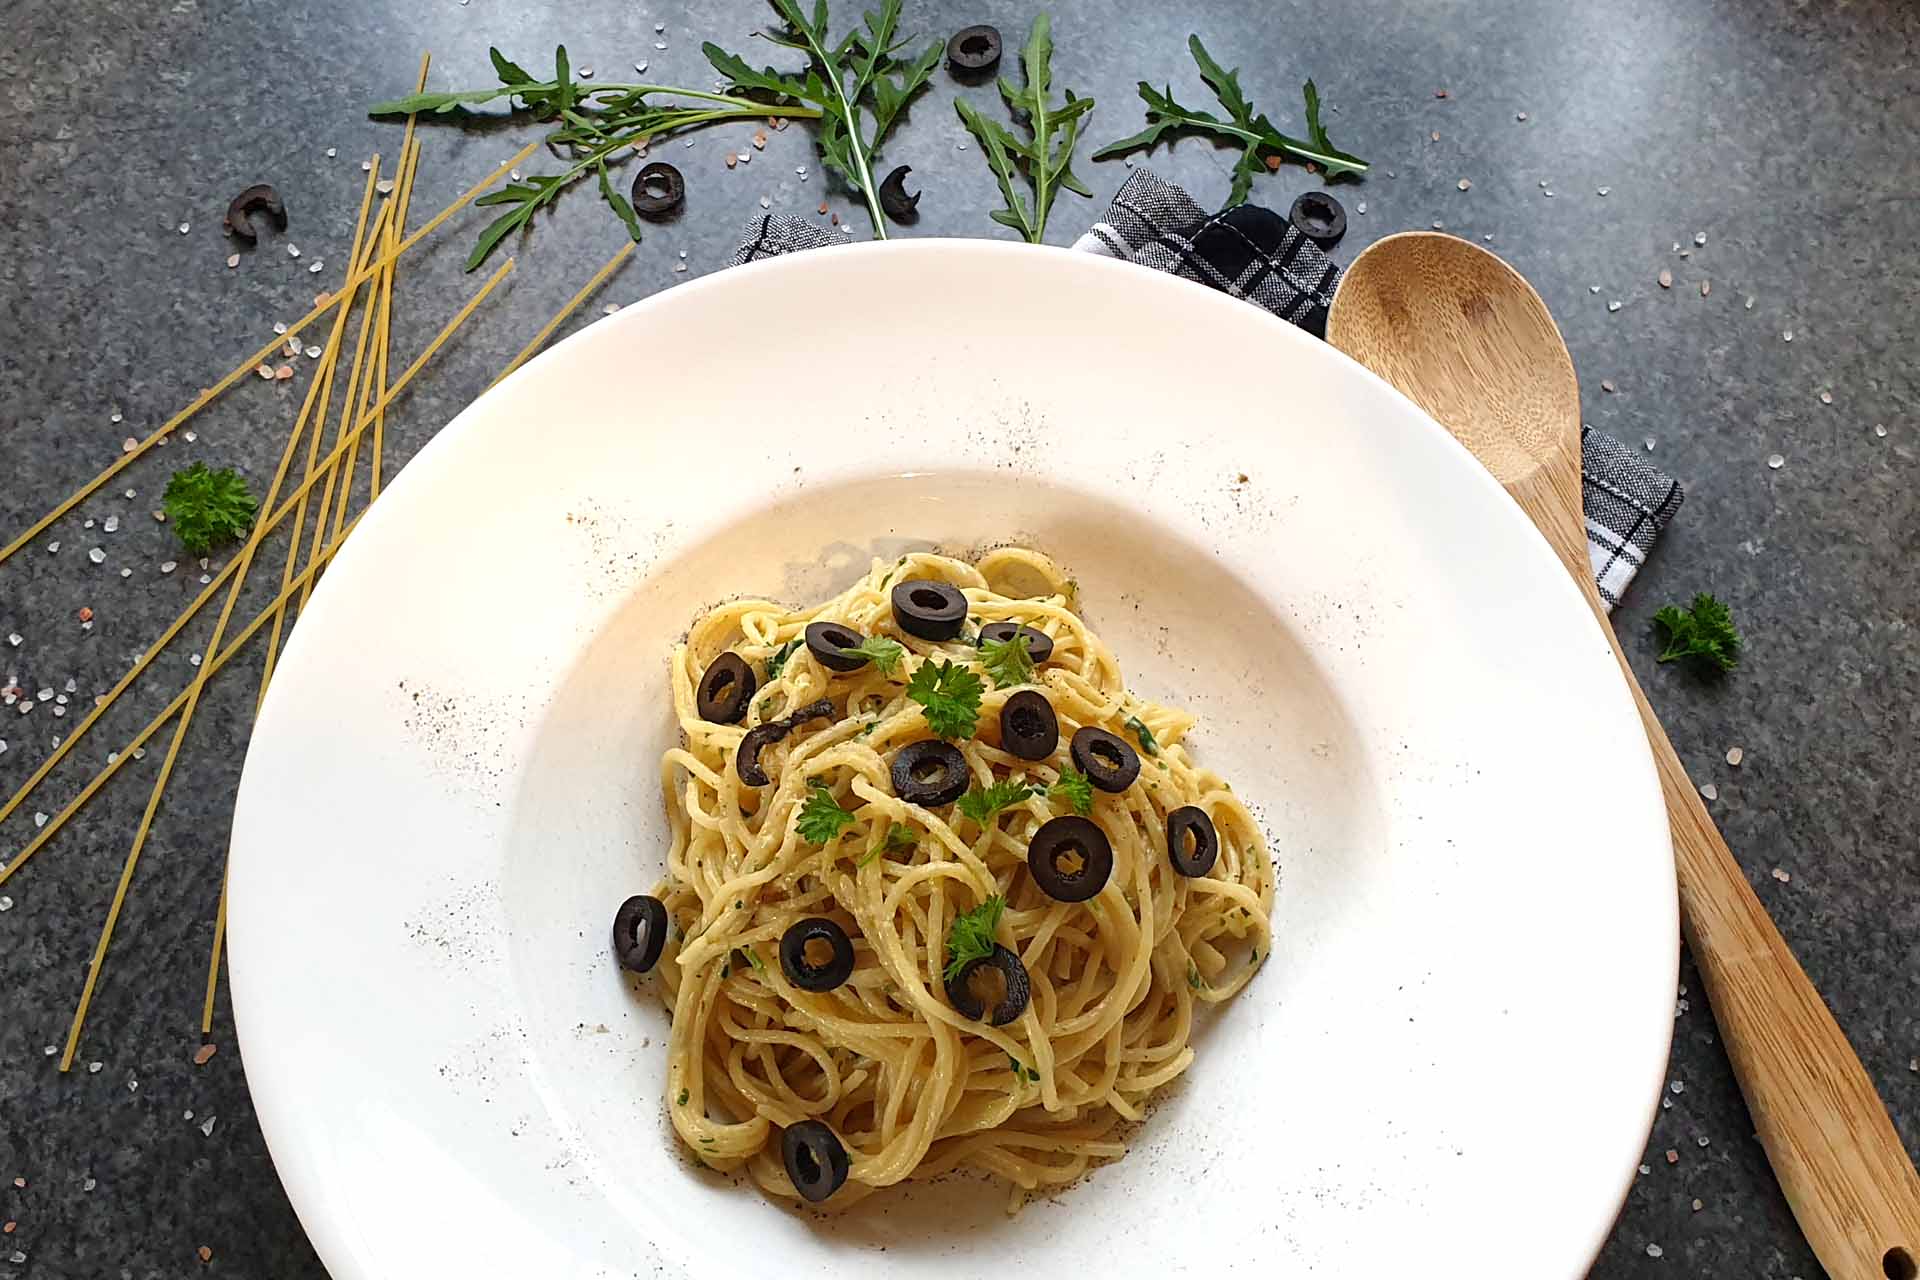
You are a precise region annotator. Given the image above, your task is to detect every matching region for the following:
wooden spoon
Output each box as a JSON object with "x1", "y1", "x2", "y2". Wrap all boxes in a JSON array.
[{"x1": 1328, "y1": 230, "x2": 1920, "y2": 1280}]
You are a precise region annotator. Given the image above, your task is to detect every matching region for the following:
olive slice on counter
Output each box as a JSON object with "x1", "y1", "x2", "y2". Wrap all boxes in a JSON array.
[
  {"x1": 891, "y1": 740, "x2": 970, "y2": 806},
  {"x1": 1026, "y1": 816, "x2": 1113, "y2": 903},
  {"x1": 696, "y1": 652, "x2": 756, "y2": 724},
  {"x1": 1070, "y1": 726, "x2": 1141, "y2": 793},
  {"x1": 804, "y1": 621, "x2": 870, "y2": 672},
  {"x1": 998, "y1": 689, "x2": 1059, "y2": 761},
  {"x1": 1289, "y1": 190, "x2": 1347, "y2": 248},
  {"x1": 782, "y1": 1120, "x2": 851, "y2": 1202},
  {"x1": 890, "y1": 579, "x2": 968, "y2": 640},
  {"x1": 779, "y1": 917, "x2": 856, "y2": 992},
  {"x1": 977, "y1": 621, "x2": 1053, "y2": 665},
  {"x1": 630, "y1": 162, "x2": 685, "y2": 219},
  {"x1": 1166, "y1": 806, "x2": 1221, "y2": 877},
  {"x1": 944, "y1": 944, "x2": 1030, "y2": 1025},
  {"x1": 612, "y1": 894, "x2": 668, "y2": 974},
  {"x1": 946, "y1": 23, "x2": 1002, "y2": 72}
]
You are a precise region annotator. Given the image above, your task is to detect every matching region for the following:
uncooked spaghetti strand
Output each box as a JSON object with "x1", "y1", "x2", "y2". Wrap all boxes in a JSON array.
[
  {"x1": 369, "y1": 138, "x2": 418, "y2": 501},
  {"x1": 0, "y1": 261, "x2": 513, "y2": 892},
  {"x1": 0, "y1": 139, "x2": 536, "y2": 568},
  {"x1": 486, "y1": 239, "x2": 636, "y2": 391}
]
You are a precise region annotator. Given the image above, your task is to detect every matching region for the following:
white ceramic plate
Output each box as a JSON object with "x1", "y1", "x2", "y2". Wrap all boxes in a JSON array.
[{"x1": 230, "y1": 240, "x2": 1675, "y2": 1279}]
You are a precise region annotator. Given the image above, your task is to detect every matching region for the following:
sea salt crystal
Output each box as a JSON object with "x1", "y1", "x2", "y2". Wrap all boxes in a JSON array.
[
  {"x1": 103, "y1": 515, "x2": 119, "y2": 533},
  {"x1": 1874, "y1": 424, "x2": 1888, "y2": 438},
  {"x1": 1693, "y1": 231, "x2": 1707, "y2": 245},
  {"x1": 1671, "y1": 1079, "x2": 1685, "y2": 1094},
  {"x1": 1700, "y1": 783, "x2": 1718, "y2": 800},
  {"x1": 1647, "y1": 1244, "x2": 1663, "y2": 1258},
  {"x1": 1767, "y1": 453, "x2": 1785, "y2": 469},
  {"x1": 1726, "y1": 746, "x2": 1744, "y2": 766},
  {"x1": 1818, "y1": 390, "x2": 1832, "y2": 404},
  {"x1": 1782, "y1": 329, "x2": 1793, "y2": 342},
  {"x1": 200, "y1": 1115, "x2": 218, "y2": 1137},
  {"x1": 759, "y1": 195, "x2": 771, "y2": 208},
  {"x1": 1608, "y1": 300, "x2": 1621, "y2": 312},
  {"x1": 88, "y1": 547, "x2": 105, "y2": 564},
  {"x1": 287, "y1": 244, "x2": 302, "y2": 259},
  {"x1": 47, "y1": 541, "x2": 59, "y2": 553},
  {"x1": 178, "y1": 221, "x2": 190, "y2": 234},
  {"x1": 161, "y1": 561, "x2": 177, "y2": 574}
]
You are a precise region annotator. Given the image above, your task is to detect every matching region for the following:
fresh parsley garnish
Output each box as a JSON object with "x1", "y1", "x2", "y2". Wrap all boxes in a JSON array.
[
  {"x1": 1124, "y1": 715, "x2": 1160, "y2": 756},
  {"x1": 765, "y1": 638, "x2": 803, "y2": 680},
  {"x1": 906, "y1": 659, "x2": 984, "y2": 739},
  {"x1": 1653, "y1": 593, "x2": 1741, "y2": 672},
  {"x1": 957, "y1": 778, "x2": 1035, "y2": 826},
  {"x1": 705, "y1": 0, "x2": 939, "y2": 237},
  {"x1": 162, "y1": 463, "x2": 258, "y2": 555},
  {"x1": 944, "y1": 894, "x2": 1005, "y2": 982},
  {"x1": 976, "y1": 633, "x2": 1037, "y2": 688},
  {"x1": 955, "y1": 14, "x2": 1093, "y2": 244},
  {"x1": 1048, "y1": 767, "x2": 1093, "y2": 816},
  {"x1": 1093, "y1": 34, "x2": 1366, "y2": 204},
  {"x1": 856, "y1": 821, "x2": 917, "y2": 868},
  {"x1": 842, "y1": 635, "x2": 905, "y2": 674},
  {"x1": 796, "y1": 780, "x2": 857, "y2": 844}
]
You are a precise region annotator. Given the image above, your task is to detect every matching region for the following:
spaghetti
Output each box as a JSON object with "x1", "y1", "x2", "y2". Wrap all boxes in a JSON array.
[{"x1": 632, "y1": 548, "x2": 1274, "y2": 1209}]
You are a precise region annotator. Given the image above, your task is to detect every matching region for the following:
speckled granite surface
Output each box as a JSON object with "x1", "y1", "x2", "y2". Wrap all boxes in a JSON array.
[{"x1": 1, "y1": 0, "x2": 1915, "y2": 1275}]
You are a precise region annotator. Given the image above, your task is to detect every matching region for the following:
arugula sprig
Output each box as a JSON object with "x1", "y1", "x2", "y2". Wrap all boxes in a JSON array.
[
  {"x1": 705, "y1": 0, "x2": 939, "y2": 237},
  {"x1": 954, "y1": 14, "x2": 1094, "y2": 244},
  {"x1": 957, "y1": 778, "x2": 1035, "y2": 826},
  {"x1": 977, "y1": 633, "x2": 1037, "y2": 688},
  {"x1": 906, "y1": 659, "x2": 984, "y2": 739},
  {"x1": 1048, "y1": 767, "x2": 1094, "y2": 816},
  {"x1": 371, "y1": 44, "x2": 825, "y2": 270},
  {"x1": 797, "y1": 779, "x2": 858, "y2": 844},
  {"x1": 944, "y1": 895, "x2": 1005, "y2": 981},
  {"x1": 162, "y1": 464, "x2": 257, "y2": 555},
  {"x1": 1653, "y1": 594, "x2": 1741, "y2": 673},
  {"x1": 1093, "y1": 35, "x2": 1367, "y2": 205}
]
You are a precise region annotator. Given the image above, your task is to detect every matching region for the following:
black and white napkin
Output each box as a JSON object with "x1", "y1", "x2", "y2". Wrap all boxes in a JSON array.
[{"x1": 733, "y1": 168, "x2": 1682, "y2": 610}]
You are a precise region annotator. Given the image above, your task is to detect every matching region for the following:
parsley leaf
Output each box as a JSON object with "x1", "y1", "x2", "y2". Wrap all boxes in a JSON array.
[
  {"x1": 955, "y1": 14, "x2": 1094, "y2": 244},
  {"x1": 705, "y1": 0, "x2": 939, "y2": 237},
  {"x1": 906, "y1": 659, "x2": 984, "y2": 739},
  {"x1": 856, "y1": 822, "x2": 917, "y2": 868},
  {"x1": 1092, "y1": 34, "x2": 1367, "y2": 204},
  {"x1": 796, "y1": 780, "x2": 857, "y2": 844},
  {"x1": 765, "y1": 638, "x2": 803, "y2": 680},
  {"x1": 977, "y1": 633, "x2": 1037, "y2": 688},
  {"x1": 957, "y1": 778, "x2": 1035, "y2": 826},
  {"x1": 162, "y1": 463, "x2": 258, "y2": 555},
  {"x1": 944, "y1": 895, "x2": 1005, "y2": 982},
  {"x1": 1653, "y1": 594, "x2": 1742, "y2": 672},
  {"x1": 1124, "y1": 715, "x2": 1160, "y2": 756},
  {"x1": 1048, "y1": 767, "x2": 1094, "y2": 816},
  {"x1": 842, "y1": 635, "x2": 905, "y2": 674}
]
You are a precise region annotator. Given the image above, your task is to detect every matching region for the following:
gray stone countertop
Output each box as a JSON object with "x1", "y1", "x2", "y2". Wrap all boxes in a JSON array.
[{"x1": 1, "y1": 0, "x2": 1916, "y2": 1275}]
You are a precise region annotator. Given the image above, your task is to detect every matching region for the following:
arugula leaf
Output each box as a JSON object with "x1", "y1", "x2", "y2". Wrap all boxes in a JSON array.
[
  {"x1": 857, "y1": 821, "x2": 917, "y2": 867},
  {"x1": 706, "y1": 0, "x2": 938, "y2": 237},
  {"x1": 1092, "y1": 34, "x2": 1367, "y2": 204},
  {"x1": 906, "y1": 659, "x2": 984, "y2": 739},
  {"x1": 162, "y1": 463, "x2": 257, "y2": 555},
  {"x1": 1653, "y1": 594, "x2": 1741, "y2": 672},
  {"x1": 943, "y1": 894, "x2": 1005, "y2": 981},
  {"x1": 796, "y1": 780, "x2": 857, "y2": 844},
  {"x1": 1124, "y1": 714, "x2": 1160, "y2": 756},
  {"x1": 1048, "y1": 767, "x2": 1093, "y2": 816},
  {"x1": 595, "y1": 159, "x2": 643, "y2": 243},
  {"x1": 842, "y1": 635, "x2": 906, "y2": 674},
  {"x1": 957, "y1": 778, "x2": 1035, "y2": 826},
  {"x1": 765, "y1": 638, "x2": 804, "y2": 680},
  {"x1": 954, "y1": 14, "x2": 1094, "y2": 243},
  {"x1": 976, "y1": 633, "x2": 1037, "y2": 688}
]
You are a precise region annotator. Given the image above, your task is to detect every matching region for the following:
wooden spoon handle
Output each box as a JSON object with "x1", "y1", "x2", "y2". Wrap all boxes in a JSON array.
[{"x1": 1584, "y1": 578, "x2": 1920, "y2": 1278}]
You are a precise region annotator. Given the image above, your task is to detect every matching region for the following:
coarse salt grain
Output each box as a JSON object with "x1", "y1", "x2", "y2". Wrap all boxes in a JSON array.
[
  {"x1": 226, "y1": 254, "x2": 240, "y2": 269},
  {"x1": 1671, "y1": 1079, "x2": 1685, "y2": 1093},
  {"x1": 1457, "y1": 178, "x2": 1471, "y2": 190},
  {"x1": 1700, "y1": 782, "x2": 1718, "y2": 800},
  {"x1": 1767, "y1": 453, "x2": 1785, "y2": 469},
  {"x1": 48, "y1": 541, "x2": 59, "y2": 553},
  {"x1": 1726, "y1": 746, "x2": 1744, "y2": 766},
  {"x1": 306, "y1": 346, "x2": 323, "y2": 359},
  {"x1": 1874, "y1": 424, "x2": 1888, "y2": 438},
  {"x1": 88, "y1": 547, "x2": 105, "y2": 564},
  {"x1": 1665, "y1": 1149, "x2": 1678, "y2": 1164},
  {"x1": 760, "y1": 196, "x2": 771, "y2": 209},
  {"x1": 273, "y1": 321, "x2": 288, "y2": 334},
  {"x1": 1647, "y1": 1244, "x2": 1663, "y2": 1258},
  {"x1": 1516, "y1": 111, "x2": 1528, "y2": 121},
  {"x1": 1772, "y1": 867, "x2": 1791, "y2": 882},
  {"x1": 1691, "y1": 1198, "x2": 1703, "y2": 1211},
  {"x1": 195, "y1": 1043, "x2": 218, "y2": 1065},
  {"x1": 1608, "y1": 300, "x2": 1622, "y2": 312},
  {"x1": 103, "y1": 515, "x2": 119, "y2": 533},
  {"x1": 161, "y1": 561, "x2": 177, "y2": 574},
  {"x1": 1597, "y1": 186, "x2": 1610, "y2": 196},
  {"x1": 1818, "y1": 390, "x2": 1833, "y2": 404},
  {"x1": 1694, "y1": 231, "x2": 1707, "y2": 245},
  {"x1": 1658, "y1": 269, "x2": 1673, "y2": 288},
  {"x1": 123, "y1": 436, "x2": 140, "y2": 451},
  {"x1": 1601, "y1": 380, "x2": 1616, "y2": 393},
  {"x1": 287, "y1": 243, "x2": 301, "y2": 258},
  {"x1": 1700, "y1": 280, "x2": 1710, "y2": 296},
  {"x1": 1782, "y1": 329, "x2": 1793, "y2": 342}
]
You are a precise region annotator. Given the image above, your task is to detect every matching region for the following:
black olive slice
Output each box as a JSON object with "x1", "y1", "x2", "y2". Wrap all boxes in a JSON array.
[
  {"x1": 782, "y1": 1120, "x2": 851, "y2": 1202},
  {"x1": 1026, "y1": 815, "x2": 1113, "y2": 903},
  {"x1": 1166, "y1": 805, "x2": 1221, "y2": 877},
  {"x1": 1289, "y1": 191, "x2": 1347, "y2": 249},
  {"x1": 804, "y1": 621, "x2": 871, "y2": 672},
  {"x1": 630, "y1": 162, "x2": 685, "y2": 219},
  {"x1": 944, "y1": 944, "x2": 1030, "y2": 1025},
  {"x1": 878, "y1": 164, "x2": 919, "y2": 224},
  {"x1": 696, "y1": 653, "x2": 756, "y2": 724},
  {"x1": 1070, "y1": 726, "x2": 1141, "y2": 793},
  {"x1": 891, "y1": 740, "x2": 969, "y2": 806},
  {"x1": 735, "y1": 698, "x2": 837, "y2": 786},
  {"x1": 891, "y1": 579, "x2": 968, "y2": 640},
  {"x1": 779, "y1": 917, "x2": 856, "y2": 992},
  {"x1": 223, "y1": 183, "x2": 287, "y2": 243},
  {"x1": 612, "y1": 894, "x2": 668, "y2": 973},
  {"x1": 977, "y1": 621, "x2": 1053, "y2": 665},
  {"x1": 998, "y1": 689, "x2": 1058, "y2": 761},
  {"x1": 946, "y1": 24, "x2": 1002, "y2": 72}
]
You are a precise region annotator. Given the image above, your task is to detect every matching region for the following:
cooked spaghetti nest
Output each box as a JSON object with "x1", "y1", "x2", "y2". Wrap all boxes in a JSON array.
[{"x1": 649, "y1": 547, "x2": 1273, "y2": 1210}]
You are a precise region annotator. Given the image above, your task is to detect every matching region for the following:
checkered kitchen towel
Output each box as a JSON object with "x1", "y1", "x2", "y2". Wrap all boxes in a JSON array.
[{"x1": 734, "y1": 168, "x2": 1683, "y2": 609}]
